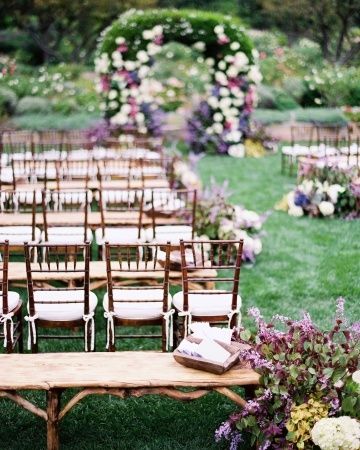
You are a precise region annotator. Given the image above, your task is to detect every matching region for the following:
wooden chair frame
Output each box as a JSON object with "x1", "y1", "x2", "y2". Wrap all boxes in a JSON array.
[
  {"x1": 105, "y1": 242, "x2": 171, "y2": 352},
  {"x1": 0, "y1": 240, "x2": 23, "y2": 353},
  {"x1": 148, "y1": 189, "x2": 197, "y2": 242},
  {"x1": 176, "y1": 239, "x2": 244, "y2": 342},
  {"x1": 41, "y1": 189, "x2": 90, "y2": 244},
  {"x1": 24, "y1": 242, "x2": 93, "y2": 352}
]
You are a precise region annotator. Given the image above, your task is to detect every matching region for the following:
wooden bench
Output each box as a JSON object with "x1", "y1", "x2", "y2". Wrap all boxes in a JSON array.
[{"x1": 0, "y1": 352, "x2": 259, "y2": 450}]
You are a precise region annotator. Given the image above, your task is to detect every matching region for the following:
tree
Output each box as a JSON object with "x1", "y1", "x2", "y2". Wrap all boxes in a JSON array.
[
  {"x1": 0, "y1": 0, "x2": 158, "y2": 64},
  {"x1": 257, "y1": 0, "x2": 360, "y2": 63}
]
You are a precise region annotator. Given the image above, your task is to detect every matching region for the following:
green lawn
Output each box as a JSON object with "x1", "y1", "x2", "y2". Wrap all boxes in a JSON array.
[{"x1": 0, "y1": 152, "x2": 359, "y2": 449}]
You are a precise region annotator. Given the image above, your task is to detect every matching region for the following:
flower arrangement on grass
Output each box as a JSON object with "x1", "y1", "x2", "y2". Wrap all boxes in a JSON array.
[
  {"x1": 96, "y1": 9, "x2": 261, "y2": 153},
  {"x1": 195, "y1": 178, "x2": 267, "y2": 263},
  {"x1": 276, "y1": 178, "x2": 358, "y2": 219},
  {"x1": 216, "y1": 298, "x2": 360, "y2": 449}
]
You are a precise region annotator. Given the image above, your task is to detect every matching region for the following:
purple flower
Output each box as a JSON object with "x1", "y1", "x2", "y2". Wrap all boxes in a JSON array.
[
  {"x1": 215, "y1": 421, "x2": 232, "y2": 442},
  {"x1": 294, "y1": 191, "x2": 310, "y2": 207},
  {"x1": 229, "y1": 432, "x2": 243, "y2": 450}
]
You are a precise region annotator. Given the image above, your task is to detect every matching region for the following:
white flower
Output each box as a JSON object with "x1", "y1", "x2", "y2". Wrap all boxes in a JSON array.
[
  {"x1": 311, "y1": 417, "x2": 360, "y2": 450},
  {"x1": 147, "y1": 42, "x2": 161, "y2": 56},
  {"x1": 327, "y1": 184, "x2": 345, "y2": 204},
  {"x1": 225, "y1": 131, "x2": 242, "y2": 143},
  {"x1": 115, "y1": 36, "x2": 125, "y2": 45},
  {"x1": 218, "y1": 61, "x2": 227, "y2": 70},
  {"x1": 135, "y1": 112, "x2": 145, "y2": 124},
  {"x1": 208, "y1": 96, "x2": 218, "y2": 108},
  {"x1": 230, "y1": 42, "x2": 240, "y2": 51},
  {"x1": 234, "y1": 52, "x2": 249, "y2": 68},
  {"x1": 248, "y1": 66, "x2": 263, "y2": 84},
  {"x1": 136, "y1": 50, "x2": 149, "y2": 63},
  {"x1": 193, "y1": 41, "x2": 205, "y2": 52},
  {"x1": 214, "y1": 25, "x2": 224, "y2": 35},
  {"x1": 205, "y1": 57, "x2": 215, "y2": 66},
  {"x1": 228, "y1": 144, "x2": 245, "y2": 158},
  {"x1": 352, "y1": 370, "x2": 360, "y2": 384},
  {"x1": 234, "y1": 207, "x2": 262, "y2": 230},
  {"x1": 300, "y1": 179, "x2": 314, "y2": 196},
  {"x1": 219, "y1": 219, "x2": 234, "y2": 235},
  {"x1": 124, "y1": 60, "x2": 137, "y2": 71},
  {"x1": 143, "y1": 29, "x2": 155, "y2": 40},
  {"x1": 120, "y1": 103, "x2": 131, "y2": 114},
  {"x1": 319, "y1": 201, "x2": 335, "y2": 216},
  {"x1": 206, "y1": 126, "x2": 214, "y2": 135},
  {"x1": 215, "y1": 71, "x2": 228, "y2": 85},
  {"x1": 94, "y1": 53, "x2": 110, "y2": 74},
  {"x1": 252, "y1": 238, "x2": 262, "y2": 255},
  {"x1": 219, "y1": 97, "x2": 232, "y2": 109},
  {"x1": 108, "y1": 100, "x2": 118, "y2": 110},
  {"x1": 233, "y1": 97, "x2": 245, "y2": 107},
  {"x1": 288, "y1": 205, "x2": 304, "y2": 217},
  {"x1": 110, "y1": 112, "x2": 128, "y2": 126},
  {"x1": 212, "y1": 123, "x2": 224, "y2": 134},
  {"x1": 227, "y1": 65, "x2": 239, "y2": 78},
  {"x1": 213, "y1": 112, "x2": 223, "y2": 122},
  {"x1": 108, "y1": 89, "x2": 118, "y2": 100},
  {"x1": 153, "y1": 25, "x2": 163, "y2": 36},
  {"x1": 181, "y1": 171, "x2": 200, "y2": 189},
  {"x1": 219, "y1": 87, "x2": 230, "y2": 97},
  {"x1": 138, "y1": 66, "x2": 150, "y2": 79}
]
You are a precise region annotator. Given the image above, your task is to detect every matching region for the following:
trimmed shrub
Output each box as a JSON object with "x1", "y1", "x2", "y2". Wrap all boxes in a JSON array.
[{"x1": 15, "y1": 96, "x2": 52, "y2": 115}]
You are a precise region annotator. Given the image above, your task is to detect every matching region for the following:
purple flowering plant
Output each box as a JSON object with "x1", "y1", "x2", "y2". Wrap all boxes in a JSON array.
[{"x1": 216, "y1": 298, "x2": 360, "y2": 449}]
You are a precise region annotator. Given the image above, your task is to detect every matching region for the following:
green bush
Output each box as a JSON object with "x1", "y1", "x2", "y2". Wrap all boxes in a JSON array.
[
  {"x1": 12, "y1": 112, "x2": 101, "y2": 130},
  {"x1": 282, "y1": 77, "x2": 307, "y2": 104},
  {"x1": 295, "y1": 108, "x2": 348, "y2": 125},
  {"x1": 253, "y1": 109, "x2": 290, "y2": 124},
  {"x1": 257, "y1": 84, "x2": 277, "y2": 109},
  {"x1": 52, "y1": 98, "x2": 80, "y2": 114},
  {"x1": 0, "y1": 87, "x2": 18, "y2": 116},
  {"x1": 15, "y1": 96, "x2": 52, "y2": 115},
  {"x1": 258, "y1": 85, "x2": 299, "y2": 111}
]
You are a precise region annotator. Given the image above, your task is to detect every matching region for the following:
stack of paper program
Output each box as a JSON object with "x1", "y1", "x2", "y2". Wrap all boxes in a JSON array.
[{"x1": 177, "y1": 323, "x2": 233, "y2": 365}]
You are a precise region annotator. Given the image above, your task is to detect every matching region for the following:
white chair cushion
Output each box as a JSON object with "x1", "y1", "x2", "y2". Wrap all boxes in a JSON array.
[
  {"x1": 0, "y1": 226, "x2": 41, "y2": 245},
  {"x1": 41, "y1": 227, "x2": 93, "y2": 244},
  {"x1": 31, "y1": 290, "x2": 98, "y2": 321},
  {"x1": 0, "y1": 167, "x2": 13, "y2": 183},
  {"x1": 0, "y1": 291, "x2": 21, "y2": 314},
  {"x1": 95, "y1": 227, "x2": 143, "y2": 245},
  {"x1": 173, "y1": 290, "x2": 241, "y2": 316},
  {"x1": 146, "y1": 225, "x2": 193, "y2": 244},
  {"x1": 53, "y1": 191, "x2": 93, "y2": 205},
  {"x1": 15, "y1": 190, "x2": 43, "y2": 205},
  {"x1": 103, "y1": 289, "x2": 170, "y2": 320},
  {"x1": 94, "y1": 190, "x2": 138, "y2": 204}
]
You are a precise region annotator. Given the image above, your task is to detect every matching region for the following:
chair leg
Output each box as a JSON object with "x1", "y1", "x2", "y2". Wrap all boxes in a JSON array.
[
  {"x1": 161, "y1": 319, "x2": 167, "y2": 352},
  {"x1": 107, "y1": 322, "x2": 115, "y2": 352},
  {"x1": 5, "y1": 321, "x2": 13, "y2": 354},
  {"x1": 16, "y1": 308, "x2": 24, "y2": 353},
  {"x1": 30, "y1": 321, "x2": 38, "y2": 353},
  {"x1": 173, "y1": 312, "x2": 180, "y2": 348}
]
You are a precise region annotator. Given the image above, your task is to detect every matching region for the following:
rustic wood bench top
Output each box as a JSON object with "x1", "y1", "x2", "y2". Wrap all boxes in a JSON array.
[{"x1": 0, "y1": 352, "x2": 259, "y2": 450}]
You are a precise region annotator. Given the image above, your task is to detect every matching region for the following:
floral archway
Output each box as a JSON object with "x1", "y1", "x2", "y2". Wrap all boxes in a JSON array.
[{"x1": 95, "y1": 9, "x2": 262, "y2": 155}]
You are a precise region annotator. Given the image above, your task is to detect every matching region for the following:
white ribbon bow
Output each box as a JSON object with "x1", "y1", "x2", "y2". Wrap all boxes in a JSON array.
[
  {"x1": 24, "y1": 313, "x2": 39, "y2": 350},
  {"x1": 83, "y1": 312, "x2": 95, "y2": 352},
  {"x1": 179, "y1": 310, "x2": 192, "y2": 338},
  {"x1": 227, "y1": 309, "x2": 241, "y2": 328},
  {"x1": 162, "y1": 309, "x2": 175, "y2": 351},
  {"x1": 104, "y1": 311, "x2": 116, "y2": 350},
  {"x1": 0, "y1": 312, "x2": 14, "y2": 348}
]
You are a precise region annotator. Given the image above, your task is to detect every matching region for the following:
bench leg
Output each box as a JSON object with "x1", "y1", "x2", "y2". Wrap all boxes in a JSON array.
[{"x1": 47, "y1": 389, "x2": 61, "y2": 450}]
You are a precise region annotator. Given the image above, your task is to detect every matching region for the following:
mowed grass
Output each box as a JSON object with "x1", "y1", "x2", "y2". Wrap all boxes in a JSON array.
[{"x1": 0, "y1": 152, "x2": 359, "y2": 450}]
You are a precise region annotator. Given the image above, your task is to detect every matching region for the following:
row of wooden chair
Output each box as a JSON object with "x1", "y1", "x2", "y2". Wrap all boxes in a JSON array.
[
  {"x1": 0, "y1": 240, "x2": 243, "y2": 353},
  {"x1": 0, "y1": 188, "x2": 197, "y2": 258},
  {"x1": 0, "y1": 156, "x2": 174, "y2": 190}
]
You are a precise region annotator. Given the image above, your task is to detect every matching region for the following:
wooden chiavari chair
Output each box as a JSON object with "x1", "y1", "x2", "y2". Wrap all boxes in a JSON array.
[
  {"x1": 0, "y1": 240, "x2": 23, "y2": 353},
  {"x1": 55, "y1": 159, "x2": 96, "y2": 190},
  {"x1": 11, "y1": 157, "x2": 53, "y2": 189},
  {"x1": 104, "y1": 242, "x2": 173, "y2": 351},
  {"x1": 0, "y1": 190, "x2": 41, "y2": 251},
  {"x1": 95, "y1": 188, "x2": 145, "y2": 259},
  {"x1": 41, "y1": 189, "x2": 93, "y2": 245},
  {"x1": 146, "y1": 189, "x2": 197, "y2": 246},
  {"x1": 24, "y1": 242, "x2": 97, "y2": 352},
  {"x1": 173, "y1": 239, "x2": 243, "y2": 342}
]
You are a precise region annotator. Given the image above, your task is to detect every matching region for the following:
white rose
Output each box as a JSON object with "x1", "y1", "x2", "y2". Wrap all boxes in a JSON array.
[
  {"x1": 213, "y1": 112, "x2": 223, "y2": 122},
  {"x1": 230, "y1": 42, "x2": 240, "y2": 51},
  {"x1": 138, "y1": 126, "x2": 147, "y2": 134},
  {"x1": 319, "y1": 201, "x2": 335, "y2": 216},
  {"x1": 219, "y1": 87, "x2": 230, "y2": 97},
  {"x1": 124, "y1": 60, "x2": 137, "y2": 71},
  {"x1": 206, "y1": 127, "x2": 214, "y2": 135},
  {"x1": 205, "y1": 58, "x2": 215, "y2": 66},
  {"x1": 248, "y1": 66, "x2": 263, "y2": 84},
  {"x1": 214, "y1": 25, "x2": 224, "y2": 35},
  {"x1": 147, "y1": 43, "x2": 161, "y2": 56},
  {"x1": 219, "y1": 97, "x2": 232, "y2": 109},
  {"x1": 288, "y1": 205, "x2": 304, "y2": 217},
  {"x1": 94, "y1": 53, "x2": 110, "y2": 74},
  {"x1": 143, "y1": 29, "x2": 154, "y2": 40},
  {"x1": 193, "y1": 41, "x2": 205, "y2": 52},
  {"x1": 135, "y1": 112, "x2": 145, "y2": 124},
  {"x1": 120, "y1": 104, "x2": 131, "y2": 114},
  {"x1": 233, "y1": 97, "x2": 244, "y2": 107},
  {"x1": 115, "y1": 36, "x2": 125, "y2": 45},
  {"x1": 327, "y1": 184, "x2": 345, "y2": 204},
  {"x1": 218, "y1": 61, "x2": 227, "y2": 70},
  {"x1": 352, "y1": 370, "x2": 360, "y2": 384},
  {"x1": 212, "y1": 123, "x2": 224, "y2": 134},
  {"x1": 208, "y1": 96, "x2": 218, "y2": 108},
  {"x1": 108, "y1": 89, "x2": 118, "y2": 100},
  {"x1": 234, "y1": 52, "x2": 249, "y2": 68},
  {"x1": 136, "y1": 50, "x2": 149, "y2": 63},
  {"x1": 215, "y1": 71, "x2": 228, "y2": 85},
  {"x1": 153, "y1": 25, "x2": 163, "y2": 36},
  {"x1": 227, "y1": 65, "x2": 239, "y2": 78},
  {"x1": 108, "y1": 100, "x2": 118, "y2": 110},
  {"x1": 110, "y1": 112, "x2": 128, "y2": 126},
  {"x1": 228, "y1": 144, "x2": 245, "y2": 158},
  {"x1": 226, "y1": 131, "x2": 242, "y2": 143},
  {"x1": 138, "y1": 66, "x2": 150, "y2": 78}
]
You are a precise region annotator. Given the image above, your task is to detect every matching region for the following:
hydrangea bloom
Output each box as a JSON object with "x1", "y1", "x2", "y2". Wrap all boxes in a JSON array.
[{"x1": 311, "y1": 417, "x2": 360, "y2": 450}]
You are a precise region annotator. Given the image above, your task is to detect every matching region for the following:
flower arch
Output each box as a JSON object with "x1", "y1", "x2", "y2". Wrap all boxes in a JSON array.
[{"x1": 96, "y1": 9, "x2": 262, "y2": 154}]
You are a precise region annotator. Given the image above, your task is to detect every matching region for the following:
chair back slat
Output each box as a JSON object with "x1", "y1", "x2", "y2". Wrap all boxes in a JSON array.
[{"x1": 0, "y1": 240, "x2": 9, "y2": 313}]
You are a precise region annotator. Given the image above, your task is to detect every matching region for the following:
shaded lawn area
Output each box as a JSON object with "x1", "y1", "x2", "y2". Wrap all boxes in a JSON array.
[{"x1": 0, "y1": 152, "x2": 359, "y2": 449}]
